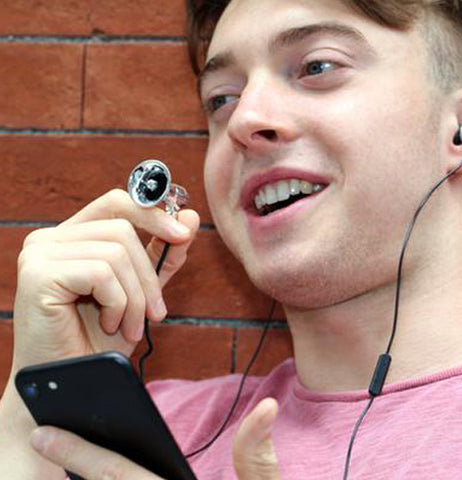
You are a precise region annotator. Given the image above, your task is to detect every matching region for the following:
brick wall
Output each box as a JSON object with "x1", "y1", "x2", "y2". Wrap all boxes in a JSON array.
[{"x1": 0, "y1": 0, "x2": 292, "y2": 390}]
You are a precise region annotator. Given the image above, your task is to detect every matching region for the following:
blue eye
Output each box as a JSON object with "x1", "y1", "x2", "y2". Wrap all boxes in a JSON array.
[
  {"x1": 206, "y1": 94, "x2": 238, "y2": 113},
  {"x1": 303, "y1": 60, "x2": 336, "y2": 76}
]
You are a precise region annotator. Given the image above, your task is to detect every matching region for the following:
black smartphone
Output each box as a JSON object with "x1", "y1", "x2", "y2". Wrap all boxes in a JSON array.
[{"x1": 15, "y1": 352, "x2": 197, "y2": 480}]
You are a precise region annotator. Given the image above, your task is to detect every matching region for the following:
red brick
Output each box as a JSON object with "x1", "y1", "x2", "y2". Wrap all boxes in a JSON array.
[
  {"x1": 0, "y1": 44, "x2": 83, "y2": 129},
  {"x1": 166, "y1": 229, "x2": 276, "y2": 319},
  {"x1": 0, "y1": 135, "x2": 211, "y2": 223},
  {"x1": 84, "y1": 44, "x2": 205, "y2": 130},
  {"x1": 90, "y1": 0, "x2": 187, "y2": 37},
  {"x1": 0, "y1": 0, "x2": 186, "y2": 37},
  {"x1": 0, "y1": 322, "x2": 232, "y2": 392},
  {"x1": 0, "y1": 228, "x2": 276, "y2": 320},
  {"x1": 0, "y1": 228, "x2": 29, "y2": 312},
  {"x1": 0, "y1": 1, "x2": 90, "y2": 36},
  {"x1": 235, "y1": 328, "x2": 293, "y2": 376},
  {"x1": 132, "y1": 324, "x2": 234, "y2": 382},
  {"x1": 0, "y1": 321, "x2": 13, "y2": 394}
]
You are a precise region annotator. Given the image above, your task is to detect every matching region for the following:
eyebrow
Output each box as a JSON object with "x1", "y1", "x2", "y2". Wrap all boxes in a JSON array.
[
  {"x1": 197, "y1": 52, "x2": 236, "y2": 95},
  {"x1": 197, "y1": 21, "x2": 374, "y2": 95}
]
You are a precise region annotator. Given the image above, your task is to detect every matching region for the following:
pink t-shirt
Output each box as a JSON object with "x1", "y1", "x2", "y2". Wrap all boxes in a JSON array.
[{"x1": 148, "y1": 358, "x2": 462, "y2": 479}]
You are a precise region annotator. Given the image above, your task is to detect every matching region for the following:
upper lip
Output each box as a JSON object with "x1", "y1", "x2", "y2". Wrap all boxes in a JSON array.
[{"x1": 240, "y1": 167, "x2": 331, "y2": 210}]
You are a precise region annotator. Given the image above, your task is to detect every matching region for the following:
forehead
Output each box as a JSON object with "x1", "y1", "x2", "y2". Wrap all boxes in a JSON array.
[{"x1": 206, "y1": 0, "x2": 421, "y2": 62}]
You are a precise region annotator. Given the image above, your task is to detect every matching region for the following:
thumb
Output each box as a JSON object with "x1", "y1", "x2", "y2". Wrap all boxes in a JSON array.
[{"x1": 233, "y1": 398, "x2": 281, "y2": 480}]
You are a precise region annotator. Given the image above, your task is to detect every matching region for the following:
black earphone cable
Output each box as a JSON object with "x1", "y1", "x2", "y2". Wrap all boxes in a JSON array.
[
  {"x1": 342, "y1": 159, "x2": 462, "y2": 480},
  {"x1": 139, "y1": 239, "x2": 276, "y2": 455},
  {"x1": 185, "y1": 300, "x2": 277, "y2": 459},
  {"x1": 139, "y1": 242, "x2": 171, "y2": 383}
]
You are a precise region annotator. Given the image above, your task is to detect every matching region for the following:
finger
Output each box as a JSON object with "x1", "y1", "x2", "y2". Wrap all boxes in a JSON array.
[
  {"x1": 60, "y1": 189, "x2": 192, "y2": 244},
  {"x1": 25, "y1": 220, "x2": 167, "y2": 325},
  {"x1": 30, "y1": 426, "x2": 163, "y2": 480},
  {"x1": 233, "y1": 398, "x2": 280, "y2": 480},
  {"x1": 47, "y1": 259, "x2": 129, "y2": 337},
  {"x1": 38, "y1": 241, "x2": 149, "y2": 341},
  {"x1": 147, "y1": 209, "x2": 200, "y2": 287}
]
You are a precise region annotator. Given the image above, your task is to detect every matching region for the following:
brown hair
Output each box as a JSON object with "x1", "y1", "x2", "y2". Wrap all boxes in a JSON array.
[{"x1": 185, "y1": 0, "x2": 462, "y2": 89}]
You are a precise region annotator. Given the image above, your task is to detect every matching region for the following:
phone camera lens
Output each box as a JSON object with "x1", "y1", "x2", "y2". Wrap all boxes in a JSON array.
[{"x1": 23, "y1": 383, "x2": 40, "y2": 399}]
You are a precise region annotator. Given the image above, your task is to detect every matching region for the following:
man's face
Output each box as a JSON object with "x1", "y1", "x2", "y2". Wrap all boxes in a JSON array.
[{"x1": 200, "y1": 0, "x2": 445, "y2": 308}]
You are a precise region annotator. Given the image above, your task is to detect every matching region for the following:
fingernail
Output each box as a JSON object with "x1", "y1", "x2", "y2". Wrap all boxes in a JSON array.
[
  {"x1": 154, "y1": 297, "x2": 167, "y2": 319},
  {"x1": 30, "y1": 427, "x2": 52, "y2": 453},
  {"x1": 170, "y1": 222, "x2": 190, "y2": 237}
]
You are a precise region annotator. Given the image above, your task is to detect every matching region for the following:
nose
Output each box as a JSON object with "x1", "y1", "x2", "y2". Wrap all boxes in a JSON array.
[{"x1": 227, "y1": 74, "x2": 301, "y2": 155}]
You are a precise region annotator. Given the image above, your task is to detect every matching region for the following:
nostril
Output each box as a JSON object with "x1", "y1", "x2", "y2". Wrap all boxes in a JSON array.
[{"x1": 254, "y1": 129, "x2": 278, "y2": 141}]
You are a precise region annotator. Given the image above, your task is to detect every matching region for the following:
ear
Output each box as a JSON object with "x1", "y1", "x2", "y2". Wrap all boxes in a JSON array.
[{"x1": 445, "y1": 88, "x2": 462, "y2": 173}]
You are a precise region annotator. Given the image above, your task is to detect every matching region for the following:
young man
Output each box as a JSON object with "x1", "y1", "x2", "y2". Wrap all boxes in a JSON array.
[{"x1": 1, "y1": 0, "x2": 462, "y2": 478}]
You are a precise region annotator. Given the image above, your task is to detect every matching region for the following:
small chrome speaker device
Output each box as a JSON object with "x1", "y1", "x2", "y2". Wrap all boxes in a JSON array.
[{"x1": 127, "y1": 160, "x2": 189, "y2": 217}]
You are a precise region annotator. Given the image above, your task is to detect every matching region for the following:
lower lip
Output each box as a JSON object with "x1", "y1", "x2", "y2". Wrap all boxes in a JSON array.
[{"x1": 245, "y1": 188, "x2": 327, "y2": 236}]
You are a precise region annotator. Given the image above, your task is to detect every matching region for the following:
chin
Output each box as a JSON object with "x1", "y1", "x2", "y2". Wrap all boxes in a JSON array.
[{"x1": 243, "y1": 252, "x2": 389, "y2": 310}]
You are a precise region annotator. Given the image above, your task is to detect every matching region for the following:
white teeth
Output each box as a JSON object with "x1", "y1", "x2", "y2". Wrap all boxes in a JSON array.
[
  {"x1": 300, "y1": 181, "x2": 314, "y2": 195},
  {"x1": 276, "y1": 181, "x2": 291, "y2": 202},
  {"x1": 264, "y1": 184, "x2": 278, "y2": 205},
  {"x1": 255, "y1": 192, "x2": 264, "y2": 210},
  {"x1": 253, "y1": 178, "x2": 324, "y2": 211},
  {"x1": 289, "y1": 179, "x2": 300, "y2": 195}
]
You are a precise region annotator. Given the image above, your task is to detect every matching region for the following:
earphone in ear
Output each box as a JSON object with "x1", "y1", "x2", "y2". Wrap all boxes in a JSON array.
[{"x1": 454, "y1": 126, "x2": 462, "y2": 146}]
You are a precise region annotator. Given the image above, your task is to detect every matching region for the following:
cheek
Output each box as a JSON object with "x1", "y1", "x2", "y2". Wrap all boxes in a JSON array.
[{"x1": 203, "y1": 139, "x2": 235, "y2": 221}]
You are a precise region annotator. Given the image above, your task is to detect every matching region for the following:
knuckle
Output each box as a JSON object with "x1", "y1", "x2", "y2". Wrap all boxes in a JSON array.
[
  {"x1": 131, "y1": 294, "x2": 147, "y2": 318},
  {"x1": 48, "y1": 432, "x2": 79, "y2": 466},
  {"x1": 113, "y1": 218, "x2": 135, "y2": 239},
  {"x1": 91, "y1": 262, "x2": 113, "y2": 283},
  {"x1": 163, "y1": 252, "x2": 187, "y2": 272},
  {"x1": 106, "y1": 242, "x2": 128, "y2": 264},
  {"x1": 17, "y1": 244, "x2": 44, "y2": 274},
  {"x1": 105, "y1": 188, "x2": 130, "y2": 205},
  {"x1": 23, "y1": 227, "x2": 53, "y2": 246}
]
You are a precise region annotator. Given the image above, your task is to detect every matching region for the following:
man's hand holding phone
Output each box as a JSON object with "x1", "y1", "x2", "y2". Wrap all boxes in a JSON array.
[
  {"x1": 29, "y1": 398, "x2": 281, "y2": 480},
  {"x1": 0, "y1": 188, "x2": 200, "y2": 479}
]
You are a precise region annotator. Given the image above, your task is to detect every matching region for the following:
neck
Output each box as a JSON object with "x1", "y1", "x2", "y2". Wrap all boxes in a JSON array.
[{"x1": 285, "y1": 248, "x2": 462, "y2": 393}]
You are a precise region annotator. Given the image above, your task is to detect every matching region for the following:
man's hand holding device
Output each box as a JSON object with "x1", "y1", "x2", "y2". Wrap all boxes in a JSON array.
[
  {"x1": 28, "y1": 397, "x2": 281, "y2": 480},
  {"x1": 7, "y1": 159, "x2": 282, "y2": 480},
  {"x1": 0, "y1": 161, "x2": 199, "y2": 479}
]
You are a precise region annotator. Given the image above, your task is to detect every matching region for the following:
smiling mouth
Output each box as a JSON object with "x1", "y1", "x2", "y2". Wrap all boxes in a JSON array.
[{"x1": 254, "y1": 179, "x2": 327, "y2": 217}]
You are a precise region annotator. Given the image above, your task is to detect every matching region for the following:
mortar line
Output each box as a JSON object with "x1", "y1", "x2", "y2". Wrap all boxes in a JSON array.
[
  {"x1": 0, "y1": 127, "x2": 208, "y2": 137},
  {"x1": 0, "y1": 313, "x2": 286, "y2": 327},
  {"x1": 0, "y1": 221, "x2": 214, "y2": 230},
  {"x1": 0, "y1": 35, "x2": 186, "y2": 44}
]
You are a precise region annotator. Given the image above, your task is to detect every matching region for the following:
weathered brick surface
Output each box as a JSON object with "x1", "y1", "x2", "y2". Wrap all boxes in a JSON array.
[
  {"x1": 0, "y1": 228, "x2": 275, "y2": 319},
  {"x1": 84, "y1": 44, "x2": 205, "y2": 130},
  {"x1": 0, "y1": 228, "x2": 29, "y2": 312},
  {"x1": 167, "y1": 229, "x2": 275, "y2": 319},
  {"x1": 0, "y1": 0, "x2": 186, "y2": 37},
  {"x1": 0, "y1": 321, "x2": 233, "y2": 393},
  {"x1": 0, "y1": 135, "x2": 211, "y2": 223},
  {"x1": 0, "y1": 321, "x2": 13, "y2": 394},
  {"x1": 132, "y1": 324, "x2": 234, "y2": 382},
  {"x1": 90, "y1": 0, "x2": 187, "y2": 37},
  {"x1": 0, "y1": 44, "x2": 83, "y2": 129},
  {"x1": 235, "y1": 327, "x2": 293, "y2": 376},
  {"x1": 0, "y1": 0, "x2": 289, "y2": 384}
]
